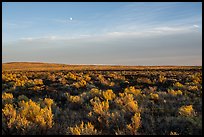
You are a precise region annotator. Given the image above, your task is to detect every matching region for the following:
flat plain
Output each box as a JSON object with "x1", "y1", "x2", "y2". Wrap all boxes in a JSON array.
[{"x1": 2, "y1": 62, "x2": 202, "y2": 135}]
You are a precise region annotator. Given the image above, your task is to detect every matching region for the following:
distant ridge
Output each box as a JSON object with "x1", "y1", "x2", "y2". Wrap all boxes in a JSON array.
[
  {"x1": 2, "y1": 62, "x2": 201, "y2": 72},
  {"x1": 3, "y1": 61, "x2": 67, "y2": 65}
]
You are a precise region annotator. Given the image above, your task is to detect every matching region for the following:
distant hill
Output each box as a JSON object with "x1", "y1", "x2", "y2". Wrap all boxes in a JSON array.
[
  {"x1": 2, "y1": 62, "x2": 201, "y2": 72},
  {"x1": 2, "y1": 62, "x2": 73, "y2": 71}
]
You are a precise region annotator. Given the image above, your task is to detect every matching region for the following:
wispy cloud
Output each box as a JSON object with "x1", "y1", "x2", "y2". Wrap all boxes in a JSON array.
[
  {"x1": 19, "y1": 34, "x2": 92, "y2": 42},
  {"x1": 20, "y1": 37, "x2": 34, "y2": 41},
  {"x1": 92, "y1": 2, "x2": 202, "y2": 35},
  {"x1": 17, "y1": 24, "x2": 199, "y2": 42},
  {"x1": 193, "y1": 24, "x2": 199, "y2": 28}
]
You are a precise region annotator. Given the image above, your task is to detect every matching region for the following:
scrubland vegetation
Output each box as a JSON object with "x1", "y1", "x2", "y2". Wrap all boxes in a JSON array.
[{"x1": 2, "y1": 63, "x2": 202, "y2": 135}]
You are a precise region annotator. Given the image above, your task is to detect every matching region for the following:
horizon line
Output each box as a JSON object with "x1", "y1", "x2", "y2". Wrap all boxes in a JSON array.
[{"x1": 2, "y1": 61, "x2": 202, "y2": 67}]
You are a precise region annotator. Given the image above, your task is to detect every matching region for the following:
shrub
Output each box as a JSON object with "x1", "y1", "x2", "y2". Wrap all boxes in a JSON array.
[
  {"x1": 89, "y1": 88, "x2": 101, "y2": 96},
  {"x1": 14, "y1": 80, "x2": 26, "y2": 87},
  {"x1": 90, "y1": 97, "x2": 109, "y2": 115},
  {"x1": 2, "y1": 92, "x2": 14, "y2": 105},
  {"x1": 126, "y1": 112, "x2": 141, "y2": 135},
  {"x1": 178, "y1": 105, "x2": 195, "y2": 117},
  {"x1": 115, "y1": 93, "x2": 139, "y2": 113},
  {"x1": 2, "y1": 104, "x2": 17, "y2": 128},
  {"x1": 168, "y1": 89, "x2": 182, "y2": 96},
  {"x1": 18, "y1": 99, "x2": 54, "y2": 128},
  {"x1": 68, "y1": 95, "x2": 83, "y2": 104},
  {"x1": 44, "y1": 98, "x2": 54, "y2": 108},
  {"x1": 84, "y1": 74, "x2": 91, "y2": 82},
  {"x1": 149, "y1": 93, "x2": 159, "y2": 101},
  {"x1": 68, "y1": 121, "x2": 97, "y2": 135},
  {"x1": 102, "y1": 89, "x2": 116, "y2": 101},
  {"x1": 65, "y1": 72, "x2": 77, "y2": 80},
  {"x1": 73, "y1": 79, "x2": 87, "y2": 88},
  {"x1": 2, "y1": 92, "x2": 13, "y2": 100},
  {"x1": 174, "y1": 82, "x2": 183, "y2": 88},
  {"x1": 158, "y1": 75, "x2": 166, "y2": 83},
  {"x1": 2, "y1": 98, "x2": 54, "y2": 134},
  {"x1": 33, "y1": 79, "x2": 44, "y2": 85},
  {"x1": 124, "y1": 86, "x2": 141, "y2": 96},
  {"x1": 188, "y1": 86, "x2": 198, "y2": 91}
]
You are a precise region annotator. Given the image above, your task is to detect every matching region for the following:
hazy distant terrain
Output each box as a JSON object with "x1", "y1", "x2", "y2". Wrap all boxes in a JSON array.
[{"x1": 2, "y1": 62, "x2": 201, "y2": 72}]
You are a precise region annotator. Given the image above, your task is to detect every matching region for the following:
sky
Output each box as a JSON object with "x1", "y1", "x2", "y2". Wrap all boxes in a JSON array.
[{"x1": 2, "y1": 2, "x2": 202, "y2": 66}]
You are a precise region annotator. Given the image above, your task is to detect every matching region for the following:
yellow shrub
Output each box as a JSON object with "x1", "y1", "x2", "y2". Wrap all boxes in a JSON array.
[
  {"x1": 29, "y1": 85, "x2": 44, "y2": 91},
  {"x1": 11, "y1": 99, "x2": 54, "y2": 129},
  {"x1": 159, "y1": 75, "x2": 166, "y2": 83},
  {"x1": 103, "y1": 89, "x2": 116, "y2": 101},
  {"x1": 15, "y1": 115, "x2": 31, "y2": 129},
  {"x1": 69, "y1": 121, "x2": 97, "y2": 135},
  {"x1": 33, "y1": 79, "x2": 43, "y2": 85},
  {"x1": 116, "y1": 93, "x2": 139, "y2": 113},
  {"x1": 168, "y1": 89, "x2": 182, "y2": 96},
  {"x1": 90, "y1": 97, "x2": 109, "y2": 115},
  {"x1": 188, "y1": 85, "x2": 198, "y2": 91},
  {"x1": 168, "y1": 89, "x2": 177, "y2": 96},
  {"x1": 73, "y1": 79, "x2": 87, "y2": 88},
  {"x1": 15, "y1": 80, "x2": 26, "y2": 87},
  {"x1": 68, "y1": 95, "x2": 82, "y2": 104},
  {"x1": 150, "y1": 93, "x2": 159, "y2": 101},
  {"x1": 127, "y1": 100, "x2": 139, "y2": 113},
  {"x1": 89, "y1": 88, "x2": 101, "y2": 96},
  {"x1": 44, "y1": 98, "x2": 54, "y2": 108},
  {"x1": 109, "y1": 82, "x2": 115, "y2": 87},
  {"x1": 174, "y1": 82, "x2": 183, "y2": 88},
  {"x1": 2, "y1": 92, "x2": 13, "y2": 100},
  {"x1": 191, "y1": 73, "x2": 201, "y2": 84},
  {"x1": 127, "y1": 112, "x2": 141, "y2": 135},
  {"x1": 2, "y1": 73, "x2": 17, "y2": 82},
  {"x1": 2, "y1": 104, "x2": 17, "y2": 128},
  {"x1": 84, "y1": 74, "x2": 91, "y2": 81},
  {"x1": 25, "y1": 80, "x2": 35, "y2": 87},
  {"x1": 176, "y1": 90, "x2": 183, "y2": 95},
  {"x1": 66, "y1": 72, "x2": 77, "y2": 80},
  {"x1": 178, "y1": 105, "x2": 195, "y2": 116},
  {"x1": 124, "y1": 86, "x2": 141, "y2": 96},
  {"x1": 2, "y1": 92, "x2": 14, "y2": 105}
]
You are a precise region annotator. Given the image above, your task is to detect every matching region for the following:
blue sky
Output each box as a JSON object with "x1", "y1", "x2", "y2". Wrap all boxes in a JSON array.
[{"x1": 2, "y1": 2, "x2": 202, "y2": 65}]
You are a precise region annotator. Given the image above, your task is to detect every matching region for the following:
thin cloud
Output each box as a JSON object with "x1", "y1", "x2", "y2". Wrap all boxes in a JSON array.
[
  {"x1": 193, "y1": 24, "x2": 199, "y2": 28},
  {"x1": 19, "y1": 34, "x2": 92, "y2": 42},
  {"x1": 106, "y1": 25, "x2": 195, "y2": 38},
  {"x1": 17, "y1": 25, "x2": 198, "y2": 43},
  {"x1": 20, "y1": 36, "x2": 63, "y2": 41},
  {"x1": 20, "y1": 37, "x2": 34, "y2": 41}
]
